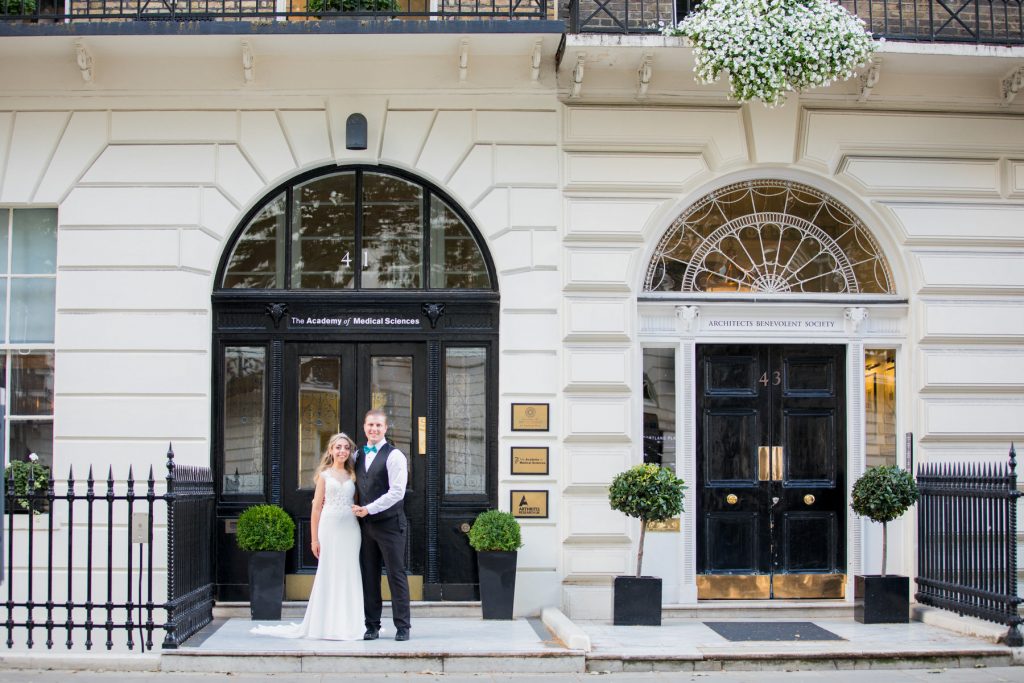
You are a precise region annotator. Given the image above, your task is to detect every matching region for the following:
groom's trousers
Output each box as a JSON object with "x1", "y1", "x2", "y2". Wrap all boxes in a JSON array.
[{"x1": 358, "y1": 513, "x2": 412, "y2": 631}]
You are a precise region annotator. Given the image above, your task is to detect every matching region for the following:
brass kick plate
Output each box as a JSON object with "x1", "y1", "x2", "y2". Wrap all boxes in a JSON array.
[
  {"x1": 773, "y1": 574, "x2": 846, "y2": 599},
  {"x1": 287, "y1": 574, "x2": 424, "y2": 601},
  {"x1": 697, "y1": 575, "x2": 771, "y2": 599}
]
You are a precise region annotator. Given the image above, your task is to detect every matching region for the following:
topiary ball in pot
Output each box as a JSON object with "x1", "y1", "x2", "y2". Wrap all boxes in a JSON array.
[
  {"x1": 850, "y1": 465, "x2": 918, "y2": 577},
  {"x1": 468, "y1": 509, "x2": 523, "y2": 552},
  {"x1": 236, "y1": 504, "x2": 296, "y2": 552}
]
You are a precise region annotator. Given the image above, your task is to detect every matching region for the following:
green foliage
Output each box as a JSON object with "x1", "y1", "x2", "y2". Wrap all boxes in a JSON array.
[
  {"x1": 468, "y1": 509, "x2": 523, "y2": 552},
  {"x1": 306, "y1": 0, "x2": 400, "y2": 13},
  {"x1": 609, "y1": 464, "x2": 686, "y2": 523},
  {"x1": 2, "y1": 0, "x2": 37, "y2": 15},
  {"x1": 851, "y1": 466, "x2": 919, "y2": 524},
  {"x1": 236, "y1": 504, "x2": 296, "y2": 552},
  {"x1": 4, "y1": 460, "x2": 50, "y2": 513}
]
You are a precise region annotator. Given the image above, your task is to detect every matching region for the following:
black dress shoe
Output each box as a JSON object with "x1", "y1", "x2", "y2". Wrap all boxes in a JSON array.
[
  {"x1": 395, "y1": 628, "x2": 410, "y2": 641},
  {"x1": 363, "y1": 628, "x2": 380, "y2": 640}
]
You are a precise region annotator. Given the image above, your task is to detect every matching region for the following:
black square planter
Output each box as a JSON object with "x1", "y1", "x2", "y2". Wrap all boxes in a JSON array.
[
  {"x1": 613, "y1": 576, "x2": 662, "y2": 626},
  {"x1": 854, "y1": 575, "x2": 909, "y2": 624},
  {"x1": 477, "y1": 551, "x2": 517, "y2": 620},
  {"x1": 248, "y1": 551, "x2": 286, "y2": 621}
]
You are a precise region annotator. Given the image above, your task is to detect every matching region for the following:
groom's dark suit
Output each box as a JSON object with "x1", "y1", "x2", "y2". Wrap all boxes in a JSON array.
[{"x1": 354, "y1": 442, "x2": 411, "y2": 634}]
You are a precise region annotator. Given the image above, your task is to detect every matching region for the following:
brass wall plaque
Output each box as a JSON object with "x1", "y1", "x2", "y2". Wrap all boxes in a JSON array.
[
  {"x1": 511, "y1": 447, "x2": 549, "y2": 475},
  {"x1": 646, "y1": 518, "x2": 680, "y2": 532},
  {"x1": 511, "y1": 403, "x2": 549, "y2": 432},
  {"x1": 511, "y1": 490, "x2": 548, "y2": 518}
]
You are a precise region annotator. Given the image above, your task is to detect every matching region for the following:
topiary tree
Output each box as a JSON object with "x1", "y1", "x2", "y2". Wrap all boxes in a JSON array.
[
  {"x1": 609, "y1": 464, "x2": 686, "y2": 577},
  {"x1": 468, "y1": 509, "x2": 523, "y2": 552},
  {"x1": 850, "y1": 465, "x2": 919, "y2": 576},
  {"x1": 236, "y1": 504, "x2": 296, "y2": 553}
]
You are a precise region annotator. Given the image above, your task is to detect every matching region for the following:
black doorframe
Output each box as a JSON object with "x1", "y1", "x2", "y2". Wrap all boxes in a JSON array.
[
  {"x1": 211, "y1": 293, "x2": 499, "y2": 601},
  {"x1": 695, "y1": 343, "x2": 847, "y2": 599}
]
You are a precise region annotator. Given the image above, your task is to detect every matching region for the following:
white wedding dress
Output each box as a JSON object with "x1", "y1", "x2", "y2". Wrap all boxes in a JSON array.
[{"x1": 251, "y1": 469, "x2": 364, "y2": 640}]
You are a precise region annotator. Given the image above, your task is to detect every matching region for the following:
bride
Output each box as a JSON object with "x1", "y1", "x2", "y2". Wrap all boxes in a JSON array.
[{"x1": 252, "y1": 432, "x2": 364, "y2": 640}]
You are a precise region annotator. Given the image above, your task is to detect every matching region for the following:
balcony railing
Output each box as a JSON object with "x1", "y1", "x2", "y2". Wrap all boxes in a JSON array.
[
  {"x1": 0, "y1": 0, "x2": 1021, "y2": 44},
  {"x1": 572, "y1": 0, "x2": 1023, "y2": 44},
  {"x1": 0, "y1": 0, "x2": 550, "y2": 22}
]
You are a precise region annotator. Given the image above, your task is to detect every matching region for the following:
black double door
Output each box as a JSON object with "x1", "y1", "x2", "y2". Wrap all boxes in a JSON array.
[
  {"x1": 696, "y1": 344, "x2": 846, "y2": 599},
  {"x1": 283, "y1": 342, "x2": 428, "y2": 597}
]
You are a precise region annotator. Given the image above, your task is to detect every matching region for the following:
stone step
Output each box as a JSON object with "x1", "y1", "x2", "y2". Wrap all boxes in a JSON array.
[
  {"x1": 213, "y1": 600, "x2": 482, "y2": 620},
  {"x1": 664, "y1": 600, "x2": 855, "y2": 620}
]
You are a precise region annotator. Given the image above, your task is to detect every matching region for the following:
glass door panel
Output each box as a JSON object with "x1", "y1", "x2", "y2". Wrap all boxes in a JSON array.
[{"x1": 297, "y1": 356, "x2": 342, "y2": 490}]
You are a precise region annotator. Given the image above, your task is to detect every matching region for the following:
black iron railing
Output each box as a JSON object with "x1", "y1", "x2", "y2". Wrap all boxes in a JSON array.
[
  {"x1": 0, "y1": 0, "x2": 549, "y2": 22},
  {"x1": 916, "y1": 444, "x2": 1024, "y2": 646},
  {"x1": 571, "y1": 0, "x2": 1023, "y2": 44},
  {"x1": 3, "y1": 446, "x2": 214, "y2": 651}
]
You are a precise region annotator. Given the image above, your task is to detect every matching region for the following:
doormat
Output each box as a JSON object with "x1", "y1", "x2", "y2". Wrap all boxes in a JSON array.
[{"x1": 704, "y1": 621, "x2": 844, "y2": 642}]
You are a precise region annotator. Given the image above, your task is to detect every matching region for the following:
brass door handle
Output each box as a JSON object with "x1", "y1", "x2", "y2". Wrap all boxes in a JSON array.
[
  {"x1": 418, "y1": 416, "x2": 426, "y2": 455},
  {"x1": 772, "y1": 446, "x2": 783, "y2": 482},
  {"x1": 726, "y1": 494, "x2": 738, "y2": 505},
  {"x1": 803, "y1": 494, "x2": 815, "y2": 506},
  {"x1": 759, "y1": 446, "x2": 784, "y2": 482}
]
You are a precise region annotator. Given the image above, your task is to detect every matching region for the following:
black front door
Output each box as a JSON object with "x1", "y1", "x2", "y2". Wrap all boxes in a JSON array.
[
  {"x1": 283, "y1": 342, "x2": 428, "y2": 599},
  {"x1": 696, "y1": 344, "x2": 846, "y2": 599}
]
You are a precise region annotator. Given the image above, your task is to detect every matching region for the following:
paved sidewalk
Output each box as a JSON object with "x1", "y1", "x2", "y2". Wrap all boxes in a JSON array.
[{"x1": 1, "y1": 609, "x2": 1018, "y2": 674}]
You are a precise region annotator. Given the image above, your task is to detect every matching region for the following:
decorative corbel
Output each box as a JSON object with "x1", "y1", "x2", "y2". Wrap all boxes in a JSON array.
[
  {"x1": 858, "y1": 60, "x2": 880, "y2": 102},
  {"x1": 676, "y1": 305, "x2": 700, "y2": 333},
  {"x1": 530, "y1": 40, "x2": 542, "y2": 82},
  {"x1": 241, "y1": 42, "x2": 255, "y2": 85},
  {"x1": 844, "y1": 306, "x2": 869, "y2": 333},
  {"x1": 637, "y1": 53, "x2": 653, "y2": 99},
  {"x1": 74, "y1": 41, "x2": 94, "y2": 83},
  {"x1": 569, "y1": 53, "x2": 586, "y2": 99},
  {"x1": 1001, "y1": 65, "x2": 1024, "y2": 106},
  {"x1": 458, "y1": 40, "x2": 469, "y2": 83}
]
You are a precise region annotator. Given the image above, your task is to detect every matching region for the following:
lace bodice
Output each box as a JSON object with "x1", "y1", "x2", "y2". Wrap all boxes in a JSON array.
[{"x1": 321, "y1": 470, "x2": 356, "y2": 512}]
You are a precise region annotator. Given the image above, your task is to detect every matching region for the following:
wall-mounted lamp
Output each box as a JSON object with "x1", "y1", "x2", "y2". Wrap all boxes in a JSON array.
[{"x1": 346, "y1": 113, "x2": 368, "y2": 151}]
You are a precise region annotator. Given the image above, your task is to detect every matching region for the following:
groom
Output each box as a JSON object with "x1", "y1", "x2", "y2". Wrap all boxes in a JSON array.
[{"x1": 351, "y1": 408, "x2": 411, "y2": 642}]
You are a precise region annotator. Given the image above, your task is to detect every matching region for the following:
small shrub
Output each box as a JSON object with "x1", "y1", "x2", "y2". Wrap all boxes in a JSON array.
[
  {"x1": 468, "y1": 509, "x2": 523, "y2": 552},
  {"x1": 236, "y1": 504, "x2": 295, "y2": 552},
  {"x1": 4, "y1": 459, "x2": 50, "y2": 513},
  {"x1": 851, "y1": 465, "x2": 919, "y2": 576},
  {"x1": 609, "y1": 463, "x2": 686, "y2": 576},
  {"x1": 1, "y1": 0, "x2": 38, "y2": 15}
]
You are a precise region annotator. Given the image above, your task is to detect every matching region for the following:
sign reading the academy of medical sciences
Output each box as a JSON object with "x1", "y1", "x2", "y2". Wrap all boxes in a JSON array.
[
  {"x1": 511, "y1": 490, "x2": 548, "y2": 518},
  {"x1": 288, "y1": 314, "x2": 422, "y2": 330},
  {"x1": 511, "y1": 447, "x2": 549, "y2": 475},
  {"x1": 511, "y1": 403, "x2": 549, "y2": 432}
]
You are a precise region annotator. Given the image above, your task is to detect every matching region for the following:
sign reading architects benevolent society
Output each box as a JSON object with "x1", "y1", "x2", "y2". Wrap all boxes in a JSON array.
[
  {"x1": 289, "y1": 314, "x2": 421, "y2": 329},
  {"x1": 704, "y1": 317, "x2": 842, "y2": 331}
]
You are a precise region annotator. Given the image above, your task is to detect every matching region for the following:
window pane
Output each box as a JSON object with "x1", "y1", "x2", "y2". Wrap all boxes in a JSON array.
[
  {"x1": 429, "y1": 197, "x2": 490, "y2": 289},
  {"x1": 865, "y1": 349, "x2": 897, "y2": 468},
  {"x1": 643, "y1": 348, "x2": 676, "y2": 470},
  {"x1": 223, "y1": 194, "x2": 286, "y2": 289},
  {"x1": 12, "y1": 352, "x2": 54, "y2": 416},
  {"x1": 10, "y1": 420, "x2": 54, "y2": 470},
  {"x1": 12, "y1": 209, "x2": 57, "y2": 275},
  {"x1": 362, "y1": 173, "x2": 422, "y2": 289},
  {"x1": 445, "y1": 347, "x2": 486, "y2": 494},
  {"x1": 10, "y1": 278, "x2": 55, "y2": 343},
  {"x1": 292, "y1": 173, "x2": 356, "y2": 290},
  {"x1": 298, "y1": 356, "x2": 341, "y2": 489},
  {"x1": 0, "y1": 210, "x2": 9, "y2": 275},
  {"x1": 223, "y1": 347, "x2": 266, "y2": 495},
  {"x1": 370, "y1": 356, "x2": 413, "y2": 476},
  {"x1": 0, "y1": 279, "x2": 7, "y2": 343}
]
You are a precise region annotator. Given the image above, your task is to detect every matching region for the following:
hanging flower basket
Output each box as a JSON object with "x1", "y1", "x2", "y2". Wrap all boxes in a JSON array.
[{"x1": 663, "y1": 0, "x2": 877, "y2": 106}]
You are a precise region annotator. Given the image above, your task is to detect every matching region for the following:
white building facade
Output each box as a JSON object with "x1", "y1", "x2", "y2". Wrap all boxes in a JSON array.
[{"x1": 2, "y1": 10, "x2": 1023, "y2": 620}]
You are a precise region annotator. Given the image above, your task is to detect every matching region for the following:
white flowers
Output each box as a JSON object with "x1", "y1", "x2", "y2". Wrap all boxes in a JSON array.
[
  {"x1": 663, "y1": 0, "x2": 877, "y2": 105},
  {"x1": 28, "y1": 453, "x2": 39, "y2": 462}
]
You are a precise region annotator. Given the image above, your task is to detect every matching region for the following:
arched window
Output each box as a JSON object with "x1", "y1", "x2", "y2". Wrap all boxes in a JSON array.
[
  {"x1": 645, "y1": 180, "x2": 894, "y2": 295},
  {"x1": 220, "y1": 167, "x2": 492, "y2": 291}
]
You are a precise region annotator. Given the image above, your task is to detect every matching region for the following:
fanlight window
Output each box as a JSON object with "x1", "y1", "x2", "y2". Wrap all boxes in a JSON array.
[
  {"x1": 645, "y1": 181, "x2": 894, "y2": 294},
  {"x1": 222, "y1": 169, "x2": 491, "y2": 290}
]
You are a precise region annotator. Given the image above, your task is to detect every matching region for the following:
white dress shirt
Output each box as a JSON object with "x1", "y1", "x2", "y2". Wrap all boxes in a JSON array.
[{"x1": 363, "y1": 439, "x2": 408, "y2": 516}]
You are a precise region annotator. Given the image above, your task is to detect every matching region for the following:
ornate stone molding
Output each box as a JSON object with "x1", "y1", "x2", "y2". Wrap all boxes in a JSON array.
[
  {"x1": 265, "y1": 302, "x2": 288, "y2": 329},
  {"x1": 675, "y1": 305, "x2": 700, "y2": 333},
  {"x1": 1001, "y1": 65, "x2": 1024, "y2": 106},
  {"x1": 422, "y1": 302, "x2": 446, "y2": 329},
  {"x1": 844, "y1": 306, "x2": 869, "y2": 333}
]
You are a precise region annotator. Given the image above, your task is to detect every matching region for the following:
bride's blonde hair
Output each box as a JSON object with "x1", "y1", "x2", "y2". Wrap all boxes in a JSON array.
[{"x1": 314, "y1": 432, "x2": 357, "y2": 485}]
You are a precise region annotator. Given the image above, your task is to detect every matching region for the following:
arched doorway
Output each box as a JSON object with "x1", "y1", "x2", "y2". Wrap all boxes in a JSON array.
[
  {"x1": 641, "y1": 180, "x2": 899, "y2": 600},
  {"x1": 212, "y1": 165, "x2": 499, "y2": 602}
]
